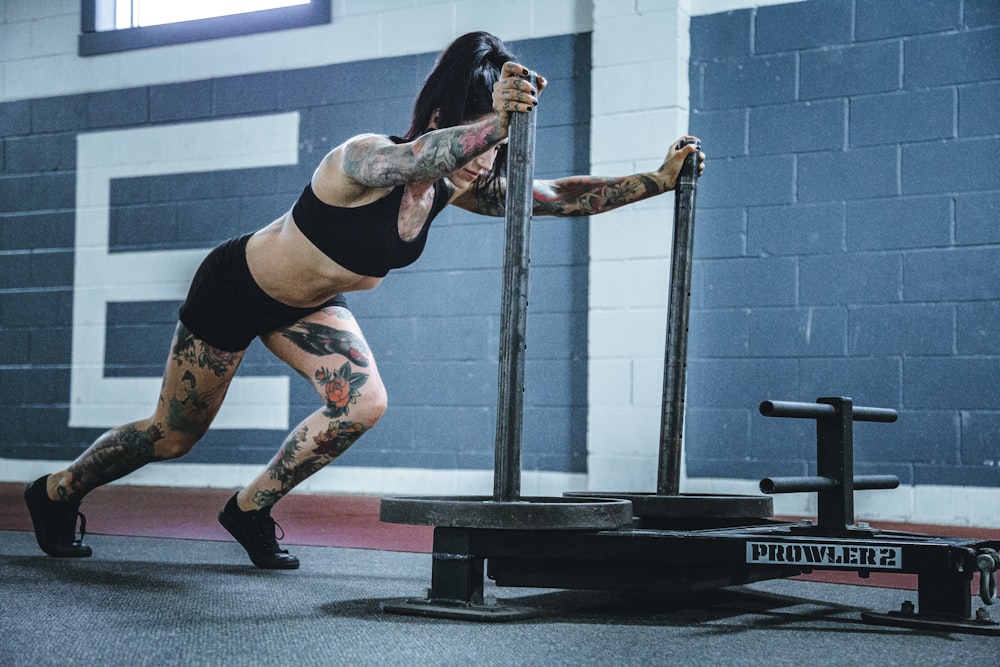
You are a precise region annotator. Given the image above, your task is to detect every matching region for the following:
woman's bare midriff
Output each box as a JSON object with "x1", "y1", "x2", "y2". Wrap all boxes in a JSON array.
[{"x1": 245, "y1": 213, "x2": 382, "y2": 308}]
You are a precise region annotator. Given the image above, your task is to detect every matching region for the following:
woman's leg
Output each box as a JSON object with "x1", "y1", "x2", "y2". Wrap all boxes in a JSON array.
[
  {"x1": 25, "y1": 323, "x2": 243, "y2": 557},
  {"x1": 49, "y1": 323, "x2": 244, "y2": 500},
  {"x1": 215, "y1": 304, "x2": 385, "y2": 569},
  {"x1": 239, "y1": 304, "x2": 387, "y2": 510}
]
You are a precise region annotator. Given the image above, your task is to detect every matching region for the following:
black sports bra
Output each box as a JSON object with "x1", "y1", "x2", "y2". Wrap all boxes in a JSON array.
[{"x1": 291, "y1": 180, "x2": 451, "y2": 278}]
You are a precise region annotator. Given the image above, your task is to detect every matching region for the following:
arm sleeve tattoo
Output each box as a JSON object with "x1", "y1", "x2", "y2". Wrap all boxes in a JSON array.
[
  {"x1": 342, "y1": 117, "x2": 506, "y2": 188},
  {"x1": 469, "y1": 172, "x2": 666, "y2": 218}
]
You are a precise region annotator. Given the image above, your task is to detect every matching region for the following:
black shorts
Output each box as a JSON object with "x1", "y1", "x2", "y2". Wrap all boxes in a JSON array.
[{"x1": 178, "y1": 233, "x2": 348, "y2": 352}]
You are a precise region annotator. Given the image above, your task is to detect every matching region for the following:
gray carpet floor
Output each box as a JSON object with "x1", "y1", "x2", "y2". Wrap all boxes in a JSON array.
[{"x1": 1, "y1": 529, "x2": 996, "y2": 666}]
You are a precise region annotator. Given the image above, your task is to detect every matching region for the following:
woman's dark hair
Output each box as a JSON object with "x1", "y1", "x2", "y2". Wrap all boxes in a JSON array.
[{"x1": 400, "y1": 31, "x2": 516, "y2": 194}]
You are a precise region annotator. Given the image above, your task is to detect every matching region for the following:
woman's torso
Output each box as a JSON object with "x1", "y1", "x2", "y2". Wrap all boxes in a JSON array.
[{"x1": 245, "y1": 156, "x2": 450, "y2": 308}]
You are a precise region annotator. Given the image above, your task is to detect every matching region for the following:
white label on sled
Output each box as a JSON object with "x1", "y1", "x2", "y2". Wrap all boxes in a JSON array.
[{"x1": 746, "y1": 542, "x2": 903, "y2": 570}]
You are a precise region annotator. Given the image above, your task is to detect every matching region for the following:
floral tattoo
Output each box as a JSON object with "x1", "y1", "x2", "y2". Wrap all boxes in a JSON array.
[{"x1": 315, "y1": 363, "x2": 368, "y2": 418}]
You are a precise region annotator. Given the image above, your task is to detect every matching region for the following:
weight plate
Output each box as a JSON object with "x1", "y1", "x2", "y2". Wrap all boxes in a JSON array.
[
  {"x1": 563, "y1": 492, "x2": 773, "y2": 519},
  {"x1": 379, "y1": 495, "x2": 633, "y2": 530}
]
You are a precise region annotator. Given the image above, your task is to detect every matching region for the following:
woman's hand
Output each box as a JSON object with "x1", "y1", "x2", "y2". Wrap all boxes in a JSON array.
[
  {"x1": 656, "y1": 136, "x2": 706, "y2": 191},
  {"x1": 492, "y1": 61, "x2": 546, "y2": 132}
]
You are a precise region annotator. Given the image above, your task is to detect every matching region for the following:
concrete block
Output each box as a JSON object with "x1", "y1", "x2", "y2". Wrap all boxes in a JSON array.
[
  {"x1": 905, "y1": 26, "x2": 1000, "y2": 87},
  {"x1": 590, "y1": 257, "x2": 669, "y2": 309},
  {"x1": 512, "y1": 33, "x2": 591, "y2": 81},
  {"x1": 591, "y1": 108, "x2": 689, "y2": 163},
  {"x1": 5, "y1": 133, "x2": 74, "y2": 173},
  {"x1": 588, "y1": 358, "x2": 634, "y2": 408},
  {"x1": 699, "y1": 256, "x2": 797, "y2": 307},
  {"x1": 799, "y1": 356, "x2": 903, "y2": 409},
  {"x1": 213, "y1": 73, "x2": 284, "y2": 116},
  {"x1": 905, "y1": 357, "x2": 1000, "y2": 409},
  {"x1": 0, "y1": 172, "x2": 74, "y2": 212},
  {"x1": 959, "y1": 81, "x2": 1000, "y2": 137},
  {"x1": 846, "y1": 196, "x2": 952, "y2": 250},
  {"x1": 750, "y1": 99, "x2": 844, "y2": 155},
  {"x1": 30, "y1": 94, "x2": 87, "y2": 132},
  {"x1": 800, "y1": 252, "x2": 902, "y2": 305},
  {"x1": 686, "y1": 357, "x2": 798, "y2": 409},
  {"x1": 698, "y1": 154, "x2": 795, "y2": 207},
  {"x1": 748, "y1": 202, "x2": 844, "y2": 256},
  {"x1": 588, "y1": 209, "x2": 672, "y2": 261},
  {"x1": 957, "y1": 302, "x2": 1000, "y2": 354},
  {"x1": 587, "y1": 406, "x2": 661, "y2": 458},
  {"x1": 684, "y1": 407, "x2": 752, "y2": 459},
  {"x1": 856, "y1": 0, "x2": 960, "y2": 40},
  {"x1": 689, "y1": 8, "x2": 752, "y2": 62},
  {"x1": 592, "y1": 60, "x2": 683, "y2": 116},
  {"x1": 593, "y1": 11, "x2": 682, "y2": 68},
  {"x1": 700, "y1": 53, "x2": 796, "y2": 110},
  {"x1": 904, "y1": 247, "x2": 1000, "y2": 300},
  {"x1": 693, "y1": 206, "x2": 745, "y2": 258},
  {"x1": 0, "y1": 99, "x2": 29, "y2": 136},
  {"x1": 689, "y1": 108, "x2": 745, "y2": 158},
  {"x1": 689, "y1": 307, "x2": 750, "y2": 357},
  {"x1": 965, "y1": 0, "x2": 1000, "y2": 26},
  {"x1": 0, "y1": 210, "x2": 73, "y2": 250},
  {"x1": 849, "y1": 303, "x2": 954, "y2": 355},
  {"x1": 851, "y1": 89, "x2": 954, "y2": 146},
  {"x1": 755, "y1": 0, "x2": 851, "y2": 53},
  {"x1": 961, "y1": 411, "x2": 1000, "y2": 466},
  {"x1": 906, "y1": 137, "x2": 1000, "y2": 194},
  {"x1": 589, "y1": 308, "x2": 668, "y2": 360},
  {"x1": 749, "y1": 306, "x2": 847, "y2": 357},
  {"x1": 149, "y1": 80, "x2": 214, "y2": 123},
  {"x1": 525, "y1": 359, "x2": 587, "y2": 407},
  {"x1": 798, "y1": 146, "x2": 898, "y2": 203},
  {"x1": 0, "y1": 22, "x2": 31, "y2": 62},
  {"x1": 800, "y1": 42, "x2": 900, "y2": 100}
]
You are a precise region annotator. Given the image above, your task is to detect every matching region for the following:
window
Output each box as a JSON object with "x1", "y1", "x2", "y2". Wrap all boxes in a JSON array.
[{"x1": 79, "y1": 0, "x2": 331, "y2": 56}]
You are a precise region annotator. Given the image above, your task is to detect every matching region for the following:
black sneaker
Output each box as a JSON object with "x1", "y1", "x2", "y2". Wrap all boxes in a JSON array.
[
  {"x1": 23, "y1": 475, "x2": 92, "y2": 558},
  {"x1": 218, "y1": 494, "x2": 300, "y2": 570}
]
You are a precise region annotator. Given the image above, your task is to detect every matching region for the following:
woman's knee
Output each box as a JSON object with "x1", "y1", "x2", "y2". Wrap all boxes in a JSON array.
[
  {"x1": 315, "y1": 369, "x2": 387, "y2": 427},
  {"x1": 153, "y1": 431, "x2": 202, "y2": 460}
]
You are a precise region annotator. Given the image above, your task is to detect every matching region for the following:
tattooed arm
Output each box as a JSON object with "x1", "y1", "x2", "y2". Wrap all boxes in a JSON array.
[
  {"x1": 453, "y1": 136, "x2": 705, "y2": 217},
  {"x1": 340, "y1": 118, "x2": 508, "y2": 188},
  {"x1": 335, "y1": 62, "x2": 541, "y2": 190}
]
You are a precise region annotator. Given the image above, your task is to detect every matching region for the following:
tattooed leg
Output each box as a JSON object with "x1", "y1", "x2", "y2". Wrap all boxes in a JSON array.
[
  {"x1": 238, "y1": 412, "x2": 371, "y2": 510},
  {"x1": 52, "y1": 422, "x2": 165, "y2": 502},
  {"x1": 46, "y1": 322, "x2": 243, "y2": 503},
  {"x1": 279, "y1": 321, "x2": 371, "y2": 367}
]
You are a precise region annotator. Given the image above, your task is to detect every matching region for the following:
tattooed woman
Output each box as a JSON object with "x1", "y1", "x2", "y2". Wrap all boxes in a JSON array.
[{"x1": 24, "y1": 31, "x2": 704, "y2": 569}]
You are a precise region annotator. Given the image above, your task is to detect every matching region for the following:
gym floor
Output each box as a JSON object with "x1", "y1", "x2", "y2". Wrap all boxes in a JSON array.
[{"x1": 1, "y1": 483, "x2": 997, "y2": 665}]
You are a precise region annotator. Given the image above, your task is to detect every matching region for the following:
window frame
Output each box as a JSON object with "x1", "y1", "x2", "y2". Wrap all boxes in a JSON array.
[{"x1": 79, "y1": 0, "x2": 331, "y2": 56}]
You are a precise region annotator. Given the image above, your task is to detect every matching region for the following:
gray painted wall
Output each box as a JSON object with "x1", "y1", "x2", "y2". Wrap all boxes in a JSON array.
[{"x1": 686, "y1": 0, "x2": 1000, "y2": 488}]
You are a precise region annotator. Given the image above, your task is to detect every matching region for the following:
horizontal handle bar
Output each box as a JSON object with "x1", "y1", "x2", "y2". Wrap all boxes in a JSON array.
[
  {"x1": 759, "y1": 474, "x2": 900, "y2": 494},
  {"x1": 759, "y1": 400, "x2": 898, "y2": 423}
]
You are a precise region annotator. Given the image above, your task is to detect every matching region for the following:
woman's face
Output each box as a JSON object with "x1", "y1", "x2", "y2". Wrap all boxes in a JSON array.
[
  {"x1": 447, "y1": 143, "x2": 499, "y2": 191},
  {"x1": 431, "y1": 113, "x2": 502, "y2": 192}
]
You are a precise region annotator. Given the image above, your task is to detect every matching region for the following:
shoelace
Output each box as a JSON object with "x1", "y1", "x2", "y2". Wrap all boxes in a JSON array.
[
  {"x1": 68, "y1": 509, "x2": 87, "y2": 546},
  {"x1": 250, "y1": 512, "x2": 287, "y2": 552},
  {"x1": 78, "y1": 511, "x2": 87, "y2": 543}
]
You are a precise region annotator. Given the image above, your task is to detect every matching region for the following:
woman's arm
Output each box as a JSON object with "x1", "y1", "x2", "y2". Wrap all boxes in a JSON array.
[
  {"x1": 339, "y1": 62, "x2": 541, "y2": 189},
  {"x1": 340, "y1": 118, "x2": 507, "y2": 188},
  {"x1": 454, "y1": 137, "x2": 704, "y2": 217}
]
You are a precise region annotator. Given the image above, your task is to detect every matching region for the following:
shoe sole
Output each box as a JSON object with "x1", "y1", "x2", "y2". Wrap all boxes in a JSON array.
[
  {"x1": 217, "y1": 510, "x2": 300, "y2": 570},
  {"x1": 23, "y1": 481, "x2": 92, "y2": 558}
]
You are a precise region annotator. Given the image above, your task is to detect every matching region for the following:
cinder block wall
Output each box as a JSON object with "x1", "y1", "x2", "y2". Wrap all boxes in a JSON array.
[
  {"x1": 683, "y1": 0, "x2": 1000, "y2": 519},
  {"x1": 0, "y1": 1, "x2": 592, "y2": 495}
]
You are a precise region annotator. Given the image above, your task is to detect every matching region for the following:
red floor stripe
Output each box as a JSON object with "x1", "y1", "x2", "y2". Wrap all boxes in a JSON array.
[
  {"x1": 4, "y1": 483, "x2": 996, "y2": 594},
  {"x1": 1, "y1": 482, "x2": 433, "y2": 553}
]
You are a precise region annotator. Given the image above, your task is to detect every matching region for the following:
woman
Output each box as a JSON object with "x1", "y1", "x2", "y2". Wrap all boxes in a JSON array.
[{"x1": 24, "y1": 32, "x2": 704, "y2": 569}]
